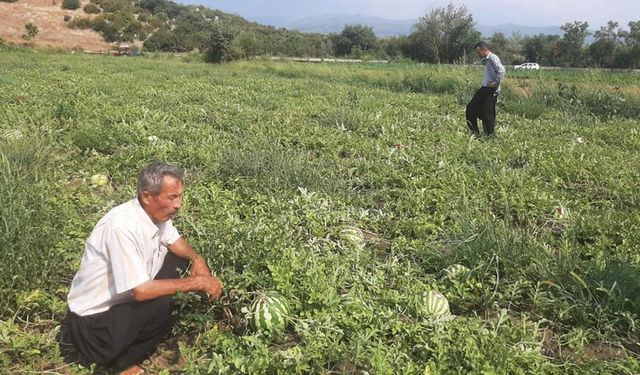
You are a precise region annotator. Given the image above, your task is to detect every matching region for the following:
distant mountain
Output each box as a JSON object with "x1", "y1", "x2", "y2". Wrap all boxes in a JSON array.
[
  {"x1": 476, "y1": 24, "x2": 563, "y2": 38},
  {"x1": 285, "y1": 14, "x2": 414, "y2": 37},
  {"x1": 282, "y1": 14, "x2": 564, "y2": 38}
]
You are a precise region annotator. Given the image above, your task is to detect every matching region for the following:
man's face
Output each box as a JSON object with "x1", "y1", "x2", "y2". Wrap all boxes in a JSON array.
[
  {"x1": 141, "y1": 176, "x2": 183, "y2": 223},
  {"x1": 476, "y1": 47, "x2": 489, "y2": 58}
]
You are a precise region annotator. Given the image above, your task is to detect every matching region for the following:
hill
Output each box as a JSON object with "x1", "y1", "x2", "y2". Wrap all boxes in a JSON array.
[
  {"x1": 0, "y1": 0, "x2": 110, "y2": 50},
  {"x1": 0, "y1": 0, "x2": 318, "y2": 53}
]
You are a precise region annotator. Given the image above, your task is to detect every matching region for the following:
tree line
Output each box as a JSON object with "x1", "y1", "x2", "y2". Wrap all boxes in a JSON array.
[{"x1": 61, "y1": 0, "x2": 640, "y2": 68}]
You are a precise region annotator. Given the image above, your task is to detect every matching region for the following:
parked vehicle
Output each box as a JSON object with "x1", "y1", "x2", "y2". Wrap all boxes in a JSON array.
[{"x1": 514, "y1": 62, "x2": 540, "y2": 70}]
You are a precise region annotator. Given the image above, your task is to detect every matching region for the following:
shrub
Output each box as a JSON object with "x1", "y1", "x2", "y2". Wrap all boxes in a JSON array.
[
  {"x1": 63, "y1": 15, "x2": 72, "y2": 22},
  {"x1": 22, "y1": 23, "x2": 39, "y2": 41},
  {"x1": 61, "y1": 0, "x2": 80, "y2": 10},
  {"x1": 68, "y1": 16, "x2": 92, "y2": 29},
  {"x1": 99, "y1": 0, "x2": 130, "y2": 13},
  {"x1": 83, "y1": 3, "x2": 101, "y2": 13},
  {"x1": 204, "y1": 24, "x2": 240, "y2": 63}
]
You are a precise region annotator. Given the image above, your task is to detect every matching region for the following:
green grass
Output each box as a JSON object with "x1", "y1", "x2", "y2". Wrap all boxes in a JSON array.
[{"x1": 1, "y1": 49, "x2": 639, "y2": 373}]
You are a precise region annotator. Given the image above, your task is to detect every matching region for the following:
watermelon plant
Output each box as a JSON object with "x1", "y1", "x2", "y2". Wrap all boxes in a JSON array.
[{"x1": 1, "y1": 49, "x2": 639, "y2": 373}]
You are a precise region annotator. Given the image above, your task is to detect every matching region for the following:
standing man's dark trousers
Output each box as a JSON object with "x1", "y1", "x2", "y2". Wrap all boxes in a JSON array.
[
  {"x1": 466, "y1": 86, "x2": 498, "y2": 136},
  {"x1": 68, "y1": 253, "x2": 188, "y2": 371}
]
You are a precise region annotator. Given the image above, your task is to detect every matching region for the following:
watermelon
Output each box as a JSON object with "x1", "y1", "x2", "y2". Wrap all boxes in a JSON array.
[
  {"x1": 2, "y1": 129, "x2": 23, "y2": 140},
  {"x1": 90, "y1": 173, "x2": 109, "y2": 187},
  {"x1": 420, "y1": 291, "x2": 450, "y2": 318},
  {"x1": 444, "y1": 264, "x2": 470, "y2": 279},
  {"x1": 250, "y1": 291, "x2": 289, "y2": 333},
  {"x1": 339, "y1": 226, "x2": 364, "y2": 248}
]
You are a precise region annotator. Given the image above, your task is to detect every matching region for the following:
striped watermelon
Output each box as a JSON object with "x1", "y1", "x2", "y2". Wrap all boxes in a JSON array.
[
  {"x1": 420, "y1": 291, "x2": 450, "y2": 318},
  {"x1": 339, "y1": 226, "x2": 364, "y2": 248},
  {"x1": 444, "y1": 264, "x2": 470, "y2": 279},
  {"x1": 2, "y1": 129, "x2": 23, "y2": 140},
  {"x1": 90, "y1": 174, "x2": 109, "y2": 187},
  {"x1": 250, "y1": 291, "x2": 289, "y2": 333}
]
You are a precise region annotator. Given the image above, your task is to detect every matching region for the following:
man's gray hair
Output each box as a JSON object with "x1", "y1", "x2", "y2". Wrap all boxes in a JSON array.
[{"x1": 137, "y1": 161, "x2": 184, "y2": 197}]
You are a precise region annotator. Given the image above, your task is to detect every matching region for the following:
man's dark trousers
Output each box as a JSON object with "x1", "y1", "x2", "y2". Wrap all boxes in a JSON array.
[
  {"x1": 466, "y1": 86, "x2": 498, "y2": 135},
  {"x1": 68, "y1": 253, "x2": 188, "y2": 370}
]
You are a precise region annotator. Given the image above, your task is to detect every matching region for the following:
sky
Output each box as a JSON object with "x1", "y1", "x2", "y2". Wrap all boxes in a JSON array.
[{"x1": 179, "y1": 0, "x2": 640, "y2": 27}]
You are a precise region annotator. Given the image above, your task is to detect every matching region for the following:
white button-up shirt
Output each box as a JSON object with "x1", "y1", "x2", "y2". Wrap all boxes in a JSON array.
[
  {"x1": 481, "y1": 52, "x2": 506, "y2": 91},
  {"x1": 67, "y1": 199, "x2": 181, "y2": 316}
]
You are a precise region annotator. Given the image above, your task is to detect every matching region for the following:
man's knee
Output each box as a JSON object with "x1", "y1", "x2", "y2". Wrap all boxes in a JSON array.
[{"x1": 465, "y1": 103, "x2": 475, "y2": 118}]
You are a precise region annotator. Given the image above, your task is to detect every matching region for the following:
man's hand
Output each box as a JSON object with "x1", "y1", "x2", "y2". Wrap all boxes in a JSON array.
[
  {"x1": 168, "y1": 239, "x2": 211, "y2": 276},
  {"x1": 190, "y1": 255, "x2": 212, "y2": 277},
  {"x1": 195, "y1": 275, "x2": 223, "y2": 302},
  {"x1": 133, "y1": 275, "x2": 222, "y2": 303}
]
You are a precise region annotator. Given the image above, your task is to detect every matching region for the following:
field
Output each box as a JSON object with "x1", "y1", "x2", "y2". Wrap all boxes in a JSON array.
[{"x1": 1, "y1": 48, "x2": 640, "y2": 374}]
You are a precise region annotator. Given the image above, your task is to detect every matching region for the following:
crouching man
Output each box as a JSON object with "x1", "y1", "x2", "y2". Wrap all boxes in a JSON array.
[{"x1": 67, "y1": 162, "x2": 222, "y2": 375}]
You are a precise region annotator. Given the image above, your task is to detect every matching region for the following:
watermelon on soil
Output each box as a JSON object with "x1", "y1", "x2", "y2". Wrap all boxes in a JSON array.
[
  {"x1": 420, "y1": 290, "x2": 450, "y2": 318},
  {"x1": 444, "y1": 264, "x2": 470, "y2": 279},
  {"x1": 250, "y1": 291, "x2": 289, "y2": 333},
  {"x1": 339, "y1": 226, "x2": 364, "y2": 248},
  {"x1": 90, "y1": 173, "x2": 109, "y2": 187}
]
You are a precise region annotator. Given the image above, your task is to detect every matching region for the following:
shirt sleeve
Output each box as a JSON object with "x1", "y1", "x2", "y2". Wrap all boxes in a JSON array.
[
  {"x1": 160, "y1": 220, "x2": 181, "y2": 247},
  {"x1": 106, "y1": 226, "x2": 150, "y2": 294},
  {"x1": 491, "y1": 55, "x2": 506, "y2": 83}
]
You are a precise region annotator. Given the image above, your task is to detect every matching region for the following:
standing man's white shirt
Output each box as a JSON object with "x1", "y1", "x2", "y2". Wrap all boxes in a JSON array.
[{"x1": 68, "y1": 199, "x2": 181, "y2": 316}]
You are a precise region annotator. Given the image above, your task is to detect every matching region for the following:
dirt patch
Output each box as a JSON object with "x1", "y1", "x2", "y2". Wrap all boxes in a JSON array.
[
  {"x1": 540, "y1": 328, "x2": 626, "y2": 363},
  {"x1": 143, "y1": 336, "x2": 186, "y2": 374},
  {"x1": 614, "y1": 85, "x2": 640, "y2": 97},
  {"x1": 512, "y1": 85, "x2": 534, "y2": 98},
  {"x1": 0, "y1": 0, "x2": 110, "y2": 51}
]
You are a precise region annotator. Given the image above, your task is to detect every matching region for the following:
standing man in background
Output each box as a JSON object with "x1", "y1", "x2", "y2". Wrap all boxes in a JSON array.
[
  {"x1": 67, "y1": 162, "x2": 223, "y2": 375},
  {"x1": 466, "y1": 41, "x2": 506, "y2": 136}
]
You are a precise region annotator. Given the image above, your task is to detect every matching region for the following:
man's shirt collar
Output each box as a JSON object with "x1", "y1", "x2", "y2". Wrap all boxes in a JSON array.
[{"x1": 132, "y1": 198, "x2": 161, "y2": 239}]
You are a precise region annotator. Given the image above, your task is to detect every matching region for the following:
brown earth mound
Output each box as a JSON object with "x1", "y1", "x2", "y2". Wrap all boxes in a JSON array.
[{"x1": 0, "y1": 0, "x2": 110, "y2": 51}]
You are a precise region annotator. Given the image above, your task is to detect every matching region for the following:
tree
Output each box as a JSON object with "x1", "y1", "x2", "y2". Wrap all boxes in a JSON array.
[
  {"x1": 61, "y1": 0, "x2": 80, "y2": 10},
  {"x1": 143, "y1": 27, "x2": 179, "y2": 51},
  {"x1": 560, "y1": 21, "x2": 590, "y2": 66},
  {"x1": 488, "y1": 32, "x2": 508, "y2": 56},
  {"x1": 522, "y1": 33, "x2": 562, "y2": 66},
  {"x1": 22, "y1": 23, "x2": 39, "y2": 41},
  {"x1": 489, "y1": 32, "x2": 525, "y2": 65},
  {"x1": 204, "y1": 22, "x2": 239, "y2": 63},
  {"x1": 334, "y1": 24, "x2": 377, "y2": 56},
  {"x1": 407, "y1": 4, "x2": 480, "y2": 63},
  {"x1": 620, "y1": 20, "x2": 640, "y2": 48},
  {"x1": 381, "y1": 35, "x2": 409, "y2": 60},
  {"x1": 589, "y1": 21, "x2": 621, "y2": 67},
  {"x1": 616, "y1": 20, "x2": 640, "y2": 68},
  {"x1": 172, "y1": 13, "x2": 212, "y2": 51},
  {"x1": 235, "y1": 30, "x2": 264, "y2": 57}
]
